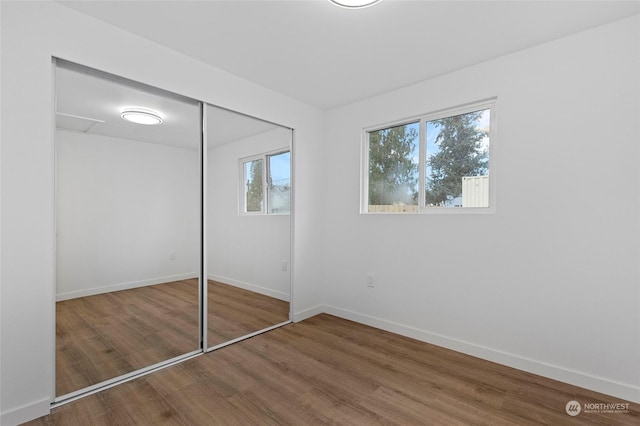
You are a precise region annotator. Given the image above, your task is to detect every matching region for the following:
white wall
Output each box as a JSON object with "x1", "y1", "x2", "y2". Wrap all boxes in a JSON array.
[
  {"x1": 207, "y1": 127, "x2": 291, "y2": 301},
  {"x1": 322, "y1": 15, "x2": 640, "y2": 403},
  {"x1": 0, "y1": 2, "x2": 325, "y2": 424},
  {"x1": 56, "y1": 131, "x2": 199, "y2": 300}
]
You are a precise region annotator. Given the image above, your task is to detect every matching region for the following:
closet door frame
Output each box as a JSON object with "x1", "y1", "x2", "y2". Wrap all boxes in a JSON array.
[
  {"x1": 51, "y1": 58, "x2": 294, "y2": 407},
  {"x1": 52, "y1": 58, "x2": 205, "y2": 406}
]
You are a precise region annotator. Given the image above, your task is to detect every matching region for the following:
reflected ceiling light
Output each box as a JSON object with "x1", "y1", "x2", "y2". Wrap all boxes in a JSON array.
[
  {"x1": 329, "y1": 0, "x2": 380, "y2": 8},
  {"x1": 120, "y1": 107, "x2": 163, "y2": 125}
]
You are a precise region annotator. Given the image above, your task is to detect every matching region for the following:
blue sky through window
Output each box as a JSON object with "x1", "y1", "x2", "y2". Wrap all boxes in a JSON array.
[
  {"x1": 270, "y1": 151, "x2": 290, "y2": 187},
  {"x1": 425, "y1": 109, "x2": 490, "y2": 180}
]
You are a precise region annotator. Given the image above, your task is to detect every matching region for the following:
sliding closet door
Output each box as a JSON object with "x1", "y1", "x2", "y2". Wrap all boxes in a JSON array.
[
  {"x1": 55, "y1": 60, "x2": 202, "y2": 398},
  {"x1": 206, "y1": 104, "x2": 292, "y2": 349}
]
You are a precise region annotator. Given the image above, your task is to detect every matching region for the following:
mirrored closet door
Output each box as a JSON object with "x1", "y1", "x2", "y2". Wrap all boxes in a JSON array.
[
  {"x1": 206, "y1": 105, "x2": 292, "y2": 349},
  {"x1": 55, "y1": 60, "x2": 202, "y2": 398},
  {"x1": 54, "y1": 60, "x2": 294, "y2": 400}
]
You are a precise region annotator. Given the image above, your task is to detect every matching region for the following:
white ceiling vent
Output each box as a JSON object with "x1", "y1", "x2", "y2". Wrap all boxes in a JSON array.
[{"x1": 56, "y1": 112, "x2": 105, "y2": 133}]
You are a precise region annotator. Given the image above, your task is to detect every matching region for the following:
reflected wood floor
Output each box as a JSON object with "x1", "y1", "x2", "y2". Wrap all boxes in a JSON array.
[
  {"x1": 56, "y1": 280, "x2": 289, "y2": 396},
  {"x1": 37, "y1": 314, "x2": 639, "y2": 425},
  {"x1": 208, "y1": 280, "x2": 289, "y2": 347}
]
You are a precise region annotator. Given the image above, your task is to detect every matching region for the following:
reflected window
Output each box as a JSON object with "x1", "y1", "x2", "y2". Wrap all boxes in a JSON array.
[
  {"x1": 268, "y1": 151, "x2": 291, "y2": 214},
  {"x1": 241, "y1": 150, "x2": 290, "y2": 215},
  {"x1": 243, "y1": 158, "x2": 264, "y2": 212}
]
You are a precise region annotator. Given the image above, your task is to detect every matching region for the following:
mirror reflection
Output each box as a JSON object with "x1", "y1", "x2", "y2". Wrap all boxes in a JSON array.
[
  {"x1": 206, "y1": 105, "x2": 291, "y2": 348},
  {"x1": 55, "y1": 61, "x2": 201, "y2": 396}
]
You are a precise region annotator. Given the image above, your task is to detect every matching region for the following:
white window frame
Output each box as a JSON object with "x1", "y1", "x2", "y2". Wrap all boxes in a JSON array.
[
  {"x1": 361, "y1": 98, "x2": 497, "y2": 214},
  {"x1": 239, "y1": 148, "x2": 291, "y2": 216}
]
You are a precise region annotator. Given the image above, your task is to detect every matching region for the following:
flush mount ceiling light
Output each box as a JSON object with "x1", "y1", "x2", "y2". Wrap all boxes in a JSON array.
[
  {"x1": 329, "y1": 0, "x2": 380, "y2": 9},
  {"x1": 120, "y1": 107, "x2": 163, "y2": 125}
]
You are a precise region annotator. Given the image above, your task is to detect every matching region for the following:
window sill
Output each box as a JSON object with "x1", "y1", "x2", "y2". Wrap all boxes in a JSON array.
[{"x1": 360, "y1": 207, "x2": 495, "y2": 215}]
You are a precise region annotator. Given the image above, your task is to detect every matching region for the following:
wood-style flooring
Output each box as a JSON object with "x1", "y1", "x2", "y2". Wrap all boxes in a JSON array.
[
  {"x1": 38, "y1": 314, "x2": 639, "y2": 425},
  {"x1": 56, "y1": 280, "x2": 289, "y2": 396}
]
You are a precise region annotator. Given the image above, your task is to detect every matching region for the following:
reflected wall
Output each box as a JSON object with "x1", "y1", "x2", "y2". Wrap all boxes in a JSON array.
[{"x1": 206, "y1": 105, "x2": 292, "y2": 348}]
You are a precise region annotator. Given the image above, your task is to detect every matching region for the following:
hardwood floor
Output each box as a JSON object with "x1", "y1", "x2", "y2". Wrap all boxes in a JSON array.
[
  {"x1": 38, "y1": 314, "x2": 639, "y2": 425},
  {"x1": 56, "y1": 280, "x2": 289, "y2": 396}
]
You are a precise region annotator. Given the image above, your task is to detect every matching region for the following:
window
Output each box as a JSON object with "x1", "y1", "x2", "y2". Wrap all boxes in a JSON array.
[
  {"x1": 363, "y1": 99, "x2": 495, "y2": 213},
  {"x1": 368, "y1": 122, "x2": 419, "y2": 211},
  {"x1": 241, "y1": 150, "x2": 290, "y2": 215}
]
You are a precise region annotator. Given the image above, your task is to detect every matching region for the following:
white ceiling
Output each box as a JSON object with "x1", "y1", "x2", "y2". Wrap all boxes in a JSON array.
[{"x1": 58, "y1": 0, "x2": 640, "y2": 110}]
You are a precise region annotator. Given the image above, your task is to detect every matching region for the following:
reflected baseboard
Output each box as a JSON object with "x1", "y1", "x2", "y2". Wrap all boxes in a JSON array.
[
  {"x1": 56, "y1": 272, "x2": 198, "y2": 301},
  {"x1": 207, "y1": 274, "x2": 290, "y2": 302}
]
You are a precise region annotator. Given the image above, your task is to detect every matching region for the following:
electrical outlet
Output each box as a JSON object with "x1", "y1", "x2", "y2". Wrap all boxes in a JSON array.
[
  {"x1": 367, "y1": 273, "x2": 375, "y2": 288},
  {"x1": 170, "y1": 251, "x2": 176, "y2": 261},
  {"x1": 281, "y1": 260, "x2": 288, "y2": 271}
]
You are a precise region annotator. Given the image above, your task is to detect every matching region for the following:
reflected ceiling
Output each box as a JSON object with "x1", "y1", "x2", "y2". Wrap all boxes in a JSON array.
[
  {"x1": 56, "y1": 62, "x2": 278, "y2": 149},
  {"x1": 56, "y1": 62, "x2": 201, "y2": 148},
  {"x1": 206, "y1": 107, "x2": 278, "y2": 148}
]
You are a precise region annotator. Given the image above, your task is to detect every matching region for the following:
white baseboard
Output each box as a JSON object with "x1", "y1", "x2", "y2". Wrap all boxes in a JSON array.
[
  {"x1": 208, "y1": 274, "x2": 289, "y2": 302},
  {"x1": 292, "y1": 304, "x2": 325, "y2": 322},
  {"x1": 1, "y1": 397, "x2": 50, "y2": 426},
  {"x1": 320, "y1": 305, "x2": 640, "y2": 404},
  {"x1": 56, "y1": 273, "x2": 198, "y2": 301}
]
